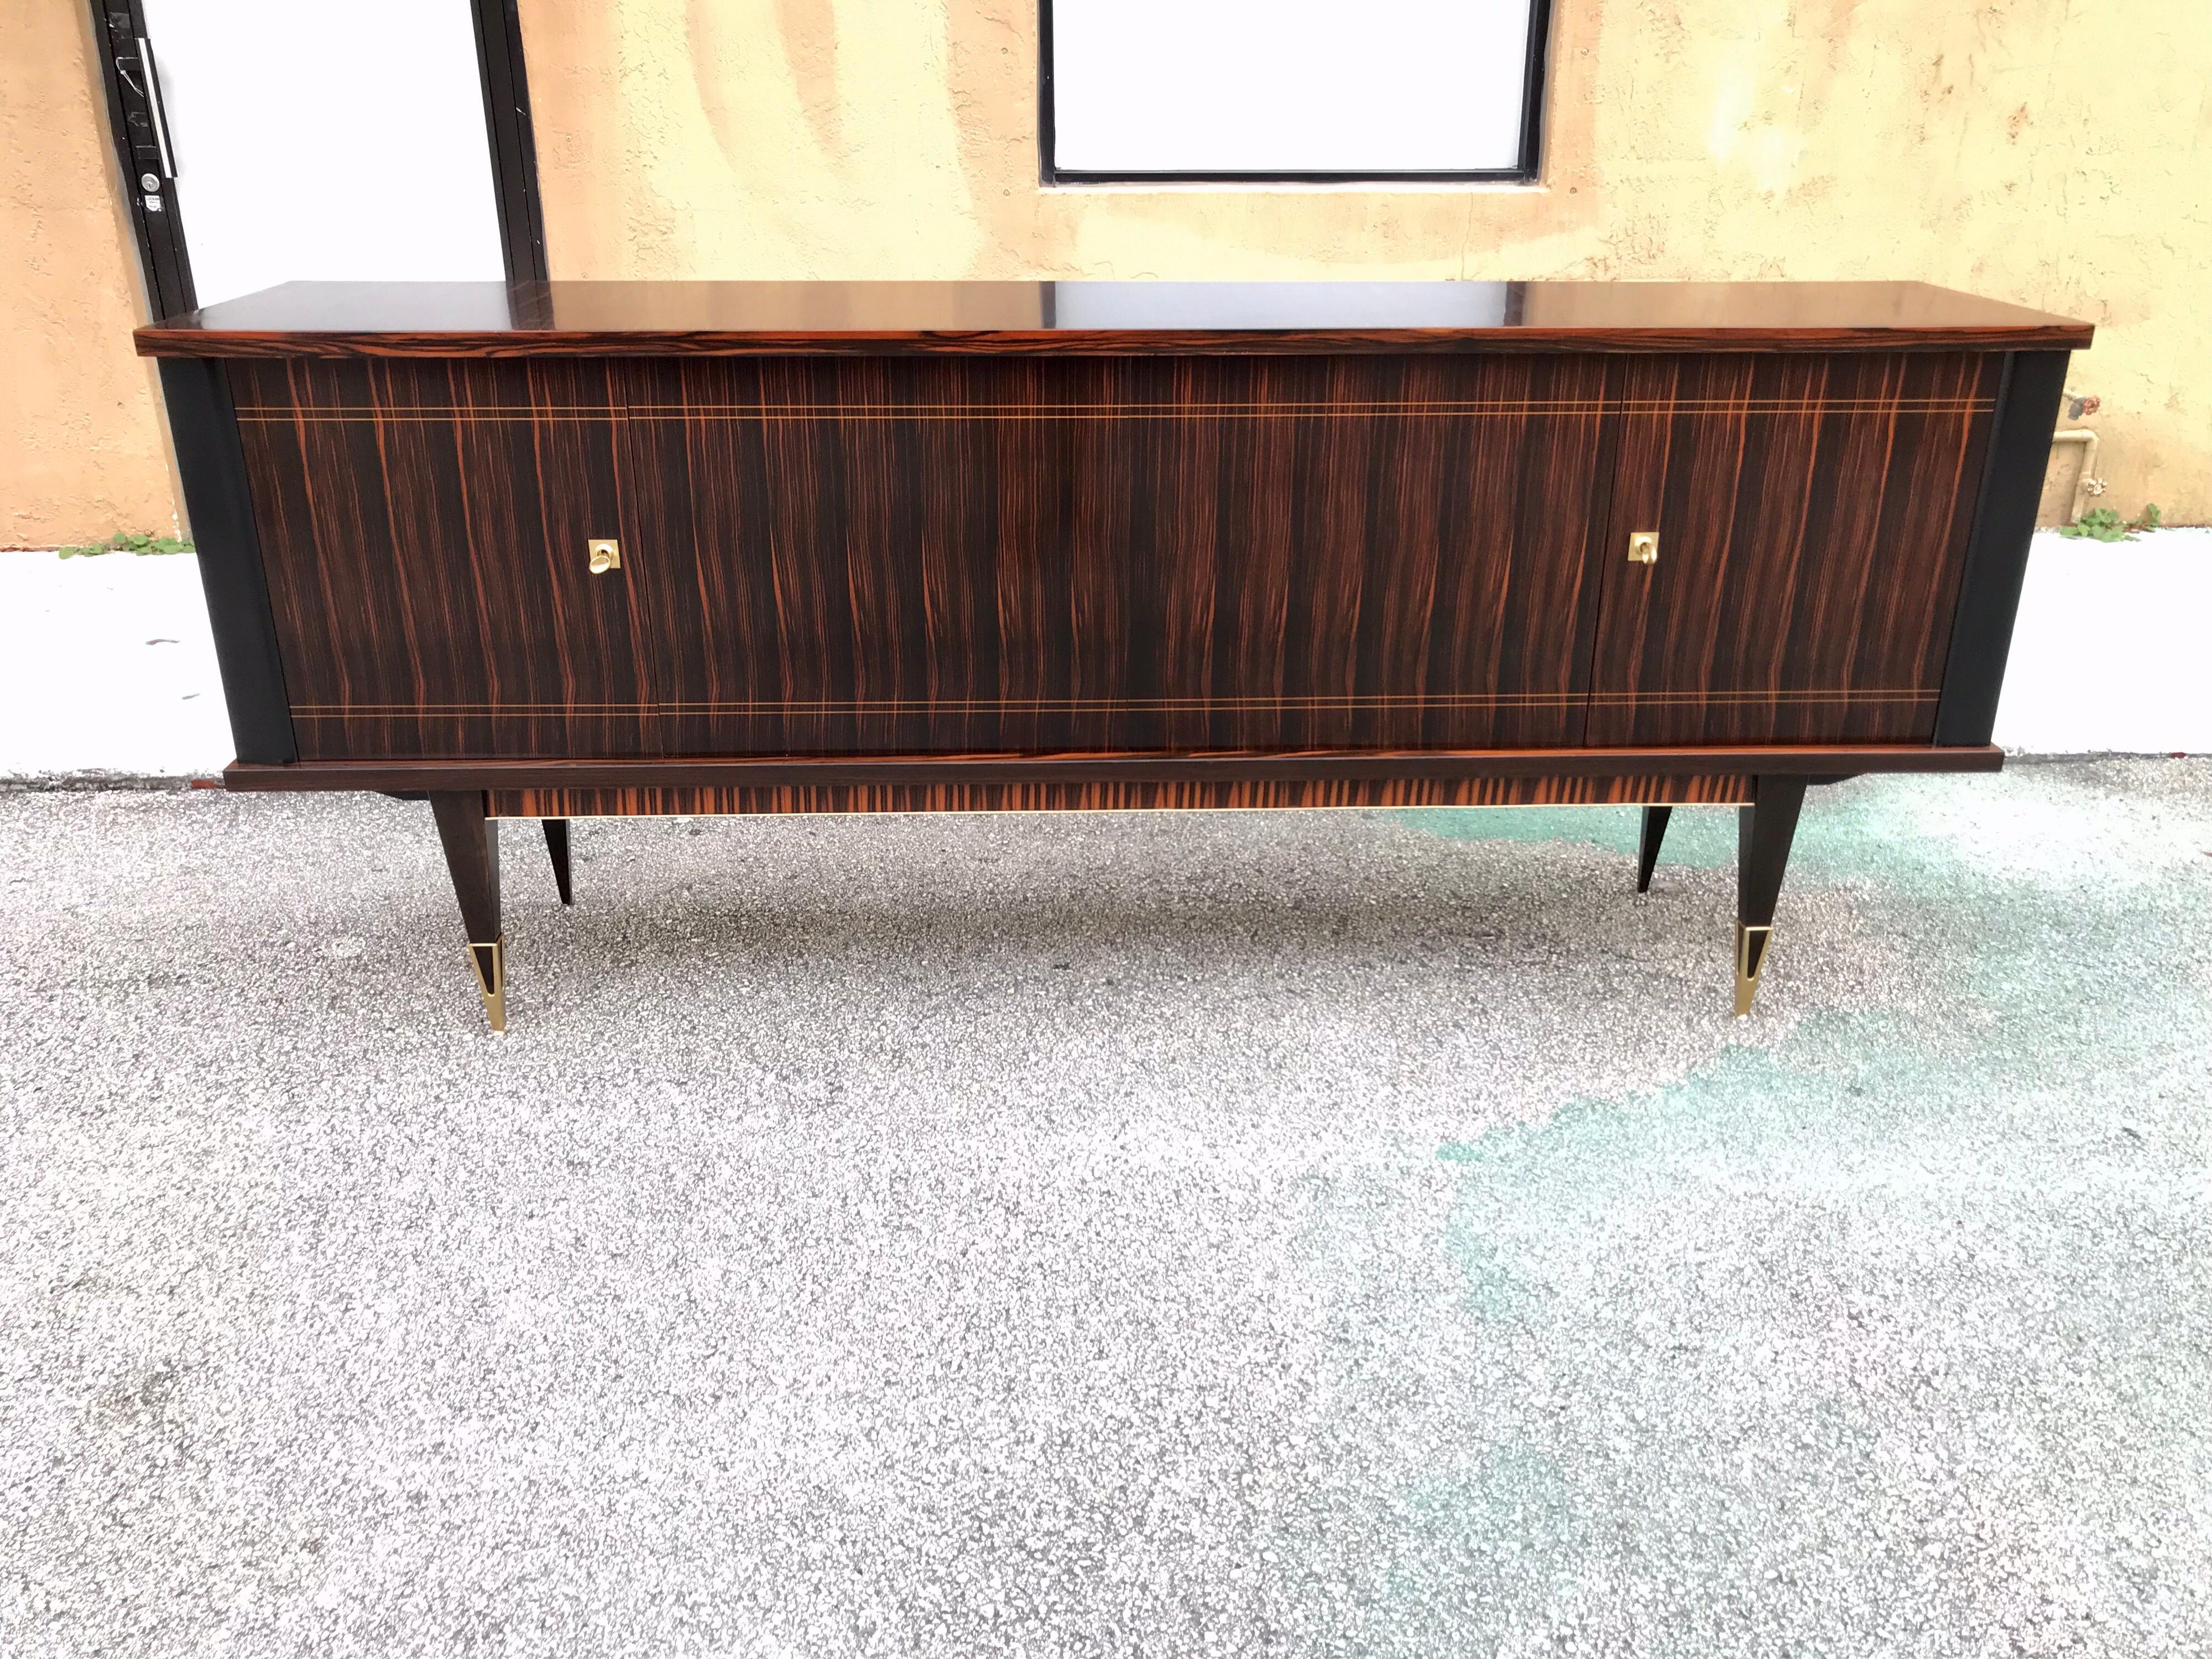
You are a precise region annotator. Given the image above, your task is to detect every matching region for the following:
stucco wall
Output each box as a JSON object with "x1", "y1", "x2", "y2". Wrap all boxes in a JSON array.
[
  {"x1": 518, "y1": 0, "x2": 2212, "y2": 521},
  {"x1": 1, "y1": 5, "x2": 179, "y2": 549}
]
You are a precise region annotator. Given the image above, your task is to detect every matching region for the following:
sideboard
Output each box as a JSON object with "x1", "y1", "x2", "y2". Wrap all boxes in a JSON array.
[{"x1": 137, "y1": 280, "x2": 2089, "y2": 1029}]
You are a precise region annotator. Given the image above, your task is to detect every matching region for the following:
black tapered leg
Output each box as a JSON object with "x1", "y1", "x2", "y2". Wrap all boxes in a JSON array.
[
  {"x1": 1635, "y1": 806, "x2": 1672, "y2": 893},
  {"x1": 543, "y1": 818, "x2": 573, "y2": 906},
  {"x1": 429, "y1": 791, "x2": 505, "y2": 1032},
  {"x1": 1735, "y1": 775, "x2": 1808, "y2": 1016}
]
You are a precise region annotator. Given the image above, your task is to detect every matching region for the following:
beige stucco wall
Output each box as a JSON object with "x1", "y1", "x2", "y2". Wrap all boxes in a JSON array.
[
  {"x1": 519, "y1": 0, "x2": 2212, "y2": 521},
  {"x1": 1, "y1": 4, "x2": 179, "y2": 548}
]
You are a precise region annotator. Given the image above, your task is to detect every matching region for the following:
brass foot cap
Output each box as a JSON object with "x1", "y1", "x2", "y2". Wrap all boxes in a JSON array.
[
  {"x1": 1734, "y1": 922, "x2": 1772, "y2": 1017},
  {"x1": 468, "y1": 936, "x2": 507, "y2": 1033}
]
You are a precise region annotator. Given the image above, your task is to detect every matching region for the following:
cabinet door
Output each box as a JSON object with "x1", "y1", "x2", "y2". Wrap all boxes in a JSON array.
[
  {"x1": 1586, "y1": 353, "x2": 1999, "y2": 746},
  {"x1": 614, "y1": 353, "x2": 1613, "y2": 756},
  {"x1": 234, "y1": 359, "x2": 655, "y2": 758}
]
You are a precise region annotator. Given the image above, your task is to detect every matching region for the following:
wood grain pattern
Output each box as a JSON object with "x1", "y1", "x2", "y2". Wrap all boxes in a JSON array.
[
  {"x1": 236, "y1": 354, "x2": 1621, "y2": 758},
  {"x1": 487, "y1": 774, "x2": 1757, "y2": 818},
  {"x1": 614, "y1": 353, "x2": 1611, "y2": 754},
  {"x1": 1588, "y1": 352, "x2": 2000, "y2": 744},
  {"x1": 136, "y1": 279, "x2": 2094, "y2": 358},
  {"x1": 232, "y1": 358, "x2": 655, "y2": 759},
  {"x1": 227, "y1": 342, "x2": 2013, "y2": 768},
  {"x1": 221, "y1": 745, "x2": 2004, "y2": 795}
]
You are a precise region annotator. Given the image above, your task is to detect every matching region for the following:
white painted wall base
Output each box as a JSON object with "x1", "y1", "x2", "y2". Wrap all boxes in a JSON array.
[
  {"x1": 0, "y1": 551, "x2": 230, "y2": 778},
  {"x1": 1, "y1": 532, "x2": 2204, "y2": 779},
  {"x1": 1992, "y1": 526, "x2": 2212, "y2": 754}
]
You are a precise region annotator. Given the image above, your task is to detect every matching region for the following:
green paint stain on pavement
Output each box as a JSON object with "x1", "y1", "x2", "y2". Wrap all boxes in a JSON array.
[{"x1": 1356, "y1": 765, "x2": 2212, "y2": 1649}]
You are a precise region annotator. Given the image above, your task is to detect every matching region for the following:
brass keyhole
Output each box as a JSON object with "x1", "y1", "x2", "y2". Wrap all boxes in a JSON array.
[
  {"x1": 1627, "y1": 531, "x2": 1660, "y2": 566},
  {"x1": 587, "y1": 538, "x2": 622, "y2": 575}
]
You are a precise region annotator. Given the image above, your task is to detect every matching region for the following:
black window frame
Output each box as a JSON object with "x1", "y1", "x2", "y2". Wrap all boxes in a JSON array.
[{"x1": 1038, "y1": 0, "x2": 1554, "y2": 186}]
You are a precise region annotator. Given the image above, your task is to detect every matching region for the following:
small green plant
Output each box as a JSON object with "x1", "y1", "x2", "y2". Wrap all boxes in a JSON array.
[
  {"x1": 2059, "y1": 503, "x2": 2163, "y2": 541},
  {"x1": 57, "y1": 531, "x2": 194, "y2": 558}
]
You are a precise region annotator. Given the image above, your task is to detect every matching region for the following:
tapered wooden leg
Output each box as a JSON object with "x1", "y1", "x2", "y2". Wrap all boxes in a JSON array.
[
  {"x1": 1735, "y1": 775, "x2": 1808, "y2": 1016},
  {"x1": 1636, "y1": 806, "x2": 1672, "y2": 893},
  {"x1": 543, "y1": 818, "x2": 573, "y2": 906},
  {"x1": 429, "y1": 791, "x2": 505, "y2": 1032}
]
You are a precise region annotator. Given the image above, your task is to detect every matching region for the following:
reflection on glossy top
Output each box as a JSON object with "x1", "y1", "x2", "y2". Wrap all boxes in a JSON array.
[{"x1": 137, "y1": 279, "x2": 2094, "y2": 358}]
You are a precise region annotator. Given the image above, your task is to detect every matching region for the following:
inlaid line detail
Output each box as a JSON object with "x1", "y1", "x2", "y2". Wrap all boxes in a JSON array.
[
  {"x1": 236, "y1": 398, "x2": 1996, "y2": 423},
  {"x1": 290, "y1": 688, "x2": 1938, "y2": 717}
]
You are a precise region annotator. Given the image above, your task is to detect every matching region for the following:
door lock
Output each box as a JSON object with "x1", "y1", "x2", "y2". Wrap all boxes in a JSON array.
[{"x1": 1627, "y1": 531, "x2": 1660, "y2": 565}]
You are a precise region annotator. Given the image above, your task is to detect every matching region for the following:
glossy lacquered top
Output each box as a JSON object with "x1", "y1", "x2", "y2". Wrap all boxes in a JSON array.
[{"x1": 136, "y1": 279, "x2": 2093, "y2": 358}]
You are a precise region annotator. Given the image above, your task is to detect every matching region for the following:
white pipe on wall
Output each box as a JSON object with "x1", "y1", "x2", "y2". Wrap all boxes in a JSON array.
[{"x1": 2047, "y1": 429, "x2": 2101, "y2": 524}]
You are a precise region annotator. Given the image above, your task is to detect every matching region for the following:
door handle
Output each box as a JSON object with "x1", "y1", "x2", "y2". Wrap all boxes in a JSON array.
[
  {"x1": 587, "y1": 539, "x2": 622, "y2": 574},
  {"x1": 135, "y1": 38, "x2": 178, "y2": 180},
  {"x1": 1627, "y1": 531, "x2": 1660, "y2": 566}
]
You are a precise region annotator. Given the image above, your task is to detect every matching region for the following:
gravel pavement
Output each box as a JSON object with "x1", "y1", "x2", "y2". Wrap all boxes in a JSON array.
[{"x1": 3, "y1": 761, "x2": 2209, "y2": 1657}]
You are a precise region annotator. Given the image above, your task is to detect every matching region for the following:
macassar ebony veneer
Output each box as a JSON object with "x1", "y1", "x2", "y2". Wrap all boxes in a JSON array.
[{"x1": 140, "y1": 280, "x2": 2088, "y2": 1029}]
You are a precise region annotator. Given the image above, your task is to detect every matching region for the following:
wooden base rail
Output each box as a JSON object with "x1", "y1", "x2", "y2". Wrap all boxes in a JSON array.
[{"x1": 222, "y1": 744, "x2": 2002, "y2": 795}]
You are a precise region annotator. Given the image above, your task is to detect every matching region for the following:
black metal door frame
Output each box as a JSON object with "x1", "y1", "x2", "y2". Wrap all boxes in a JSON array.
[
  {"x1": 85, "y1": 1, "x2": 194, "y2": 315},
  {"x1": 83, "y1": 0, "x2": 549, "y2": 319},
  {"x1": 471, "y1": 0, "x2": 549, "y2": 284}
]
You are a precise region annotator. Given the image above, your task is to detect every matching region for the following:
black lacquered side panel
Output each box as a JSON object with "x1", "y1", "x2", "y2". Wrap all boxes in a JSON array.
[
  {"x1": 156, "y1": 357, "x2": 296, "y2": 763},
  {"x1": 1933, "y1": 351, "x2": 2072, "y2": 746}
]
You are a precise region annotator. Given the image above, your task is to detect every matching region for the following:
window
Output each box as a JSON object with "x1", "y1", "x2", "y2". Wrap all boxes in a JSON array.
[{"x1": 1041, "y1": 0, "x2": 1551, "y2": 184}]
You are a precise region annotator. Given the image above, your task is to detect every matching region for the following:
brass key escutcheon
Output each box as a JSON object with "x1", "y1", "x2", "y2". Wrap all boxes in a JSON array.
[
  {"x1": 1627, "y1": 530, "x2": 1659, "y2": 565},
  {"x1": 587, "y1": 538, "x2": 622, "y2": 574}
]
